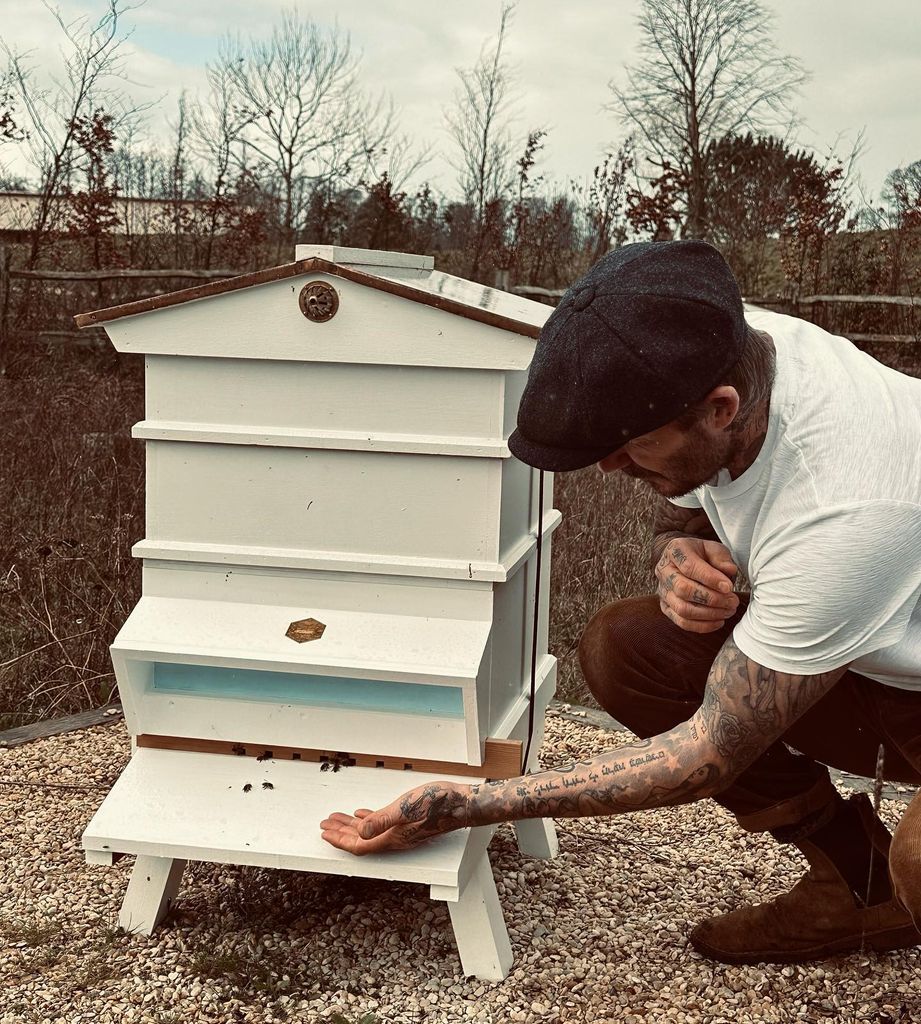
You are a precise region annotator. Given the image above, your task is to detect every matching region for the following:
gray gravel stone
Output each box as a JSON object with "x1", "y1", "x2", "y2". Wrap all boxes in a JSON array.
[{"x1": 1, "y1": 716, "x2": 919, "y2": 1022}]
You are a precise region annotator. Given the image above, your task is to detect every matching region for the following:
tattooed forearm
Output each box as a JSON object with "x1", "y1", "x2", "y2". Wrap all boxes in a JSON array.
[
  {"x1": 396, "y1": 784, "x2": 470, "y2": 841},
  {"x1": 464, "y1": 723, "x2": 722, "y2": 828},
  {"x1": 650, "y1": 496, "x2": 719, "y2": 569},
  {"x1": 459, "y1": 637, "x2": 846, "y2": 831},
  {"x1": 696, "y1": 637, "x2": 844, "y2": 781}
]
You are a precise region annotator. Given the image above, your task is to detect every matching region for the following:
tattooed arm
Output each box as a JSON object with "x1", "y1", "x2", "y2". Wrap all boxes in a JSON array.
[
  {"x1": 650, "y1": 495, "x2": 721, "y2": 568},
  {"x1": 319, "y1": 637, "x2": 847, "y2": 854},
  {"x1": 651, "y1": 497, "x2": 742, "y2": 634}
]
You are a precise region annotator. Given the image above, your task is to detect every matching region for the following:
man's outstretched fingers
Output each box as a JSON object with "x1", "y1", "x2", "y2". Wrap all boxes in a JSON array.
[
  {"x1": 320, "y1": 812, "x2": 357, "y2": 828},
  {"x1": 321, "y1": 810, "x2": 393, "y2": 855}
]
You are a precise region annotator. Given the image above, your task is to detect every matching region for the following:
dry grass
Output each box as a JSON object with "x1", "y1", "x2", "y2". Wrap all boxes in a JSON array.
[
  {"x1": 0, "y1": 347, "x2": 145, "y2": 728},
  {"x1": 549, "y1": 468, "x2": 654, "y2": 705}
]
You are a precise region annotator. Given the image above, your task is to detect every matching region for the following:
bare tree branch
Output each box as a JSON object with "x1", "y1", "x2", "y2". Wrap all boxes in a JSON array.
[
  {"x1": 214, "y1": 10, "x2": 392, "y2": 254},
  {"x1": 445, "y1": 1, "x2": 519, "y2": 278},
  {"x1": 609, "y1": 0, "x2": 807, "y2": 237},
  {"x1": 1, "y1": 0, "x2": 145, "y2": 267}
]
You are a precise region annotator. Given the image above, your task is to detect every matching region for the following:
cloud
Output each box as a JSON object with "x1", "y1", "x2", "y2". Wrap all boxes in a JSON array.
[{"x1": 2, "y1": 0, "x2": 918, "y2": 199}]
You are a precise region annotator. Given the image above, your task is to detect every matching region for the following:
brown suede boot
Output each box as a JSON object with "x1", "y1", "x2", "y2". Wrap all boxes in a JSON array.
[
  {"x1": 690, "y1": 793, "x2": 921, "y2": 965},
  {"x1": 891, "y1": 789, "x2": 921, "y2": 930}
]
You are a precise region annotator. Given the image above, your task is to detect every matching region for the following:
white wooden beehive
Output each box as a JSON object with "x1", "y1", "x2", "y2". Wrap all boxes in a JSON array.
[{"x1": 75, "y1": 245, "x2": 562, "y2": 980}]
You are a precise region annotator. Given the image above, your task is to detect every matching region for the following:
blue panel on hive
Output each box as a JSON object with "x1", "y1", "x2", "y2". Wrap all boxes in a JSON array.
[{"x1": 151, "y1": 663, "x2": 465, "y2": 717}]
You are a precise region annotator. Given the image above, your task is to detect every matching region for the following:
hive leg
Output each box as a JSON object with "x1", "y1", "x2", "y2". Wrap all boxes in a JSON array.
[
  {"x1": 118, "y1": 855, "x2": 186, "y2": 935},
  {"x1": 437, "y1": 852, "x2": 513, "y2": 981},
  {"x1": 513, "y1": 716, "x2": 560, "y2": 859},
  {"x1": 513, "y1": 817, "x2": 559, "y2": 859}
]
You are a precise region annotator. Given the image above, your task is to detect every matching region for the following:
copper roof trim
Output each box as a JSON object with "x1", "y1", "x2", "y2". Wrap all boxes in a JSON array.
[{"x1": 73, "y1": 258, "x2": 542, "y2": 339}]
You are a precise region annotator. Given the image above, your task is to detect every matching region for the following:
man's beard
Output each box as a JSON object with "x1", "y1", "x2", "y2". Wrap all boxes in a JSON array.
[{"x1": 622, "y1": 427, "x2": 732, "y2": 499}]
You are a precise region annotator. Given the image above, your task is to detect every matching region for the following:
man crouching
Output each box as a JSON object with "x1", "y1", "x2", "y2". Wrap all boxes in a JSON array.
[{"x1": 321, "y1": 240, "x2": 921, "y2": 964}]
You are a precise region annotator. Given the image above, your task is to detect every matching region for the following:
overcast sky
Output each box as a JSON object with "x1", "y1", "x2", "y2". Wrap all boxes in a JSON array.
[{"x1": 3, "y1": 0, "x2": 919, "y2": 201}]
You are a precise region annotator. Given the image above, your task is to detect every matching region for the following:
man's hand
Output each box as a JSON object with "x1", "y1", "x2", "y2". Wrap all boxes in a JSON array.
[
  {"x1": 320, "y1": 780, "x2": 473, "y2": 855},
  {"x1": 655, "y1": 536, "x2": 739, "y2": 633}
]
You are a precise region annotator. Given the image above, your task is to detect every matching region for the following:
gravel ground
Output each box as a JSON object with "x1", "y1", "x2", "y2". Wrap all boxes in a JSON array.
[{"x1": 2, "y1": 713, "x2": 920, "y2": 1024}]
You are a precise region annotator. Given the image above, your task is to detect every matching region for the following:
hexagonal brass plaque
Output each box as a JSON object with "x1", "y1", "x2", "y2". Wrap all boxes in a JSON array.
[{"x1": 286, "y1": 617, "x2": 326, "y2": 643}]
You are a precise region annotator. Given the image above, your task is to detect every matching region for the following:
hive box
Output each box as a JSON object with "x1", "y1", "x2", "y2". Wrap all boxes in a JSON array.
[{"x1": 76, "y1": 245, "x2": 562, "y2": 981}]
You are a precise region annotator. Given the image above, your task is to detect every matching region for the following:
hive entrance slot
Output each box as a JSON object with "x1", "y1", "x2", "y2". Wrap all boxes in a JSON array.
[{"x1": 135, "y1": 735, "x2": 523, "y2": 780}]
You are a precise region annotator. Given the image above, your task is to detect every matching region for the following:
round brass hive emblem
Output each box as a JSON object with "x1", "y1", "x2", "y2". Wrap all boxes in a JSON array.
[{"x1": 298, "y1": 281, "x2": 339, "y2": 322}]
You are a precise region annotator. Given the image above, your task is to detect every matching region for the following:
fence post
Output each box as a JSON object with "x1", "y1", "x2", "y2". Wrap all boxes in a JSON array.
[{"x1": 0, "y1": 244, "x2": 11, "y2": 375}]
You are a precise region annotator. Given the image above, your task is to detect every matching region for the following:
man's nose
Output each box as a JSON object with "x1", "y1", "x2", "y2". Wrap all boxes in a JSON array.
[{"x1": 597, "y1": 448, "x2": 629, "y2": 473}]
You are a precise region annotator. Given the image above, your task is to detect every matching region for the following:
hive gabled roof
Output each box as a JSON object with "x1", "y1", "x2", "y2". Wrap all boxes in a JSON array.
[{"x1": 74, "y1": 256, "x2": 552, "y2": 338}]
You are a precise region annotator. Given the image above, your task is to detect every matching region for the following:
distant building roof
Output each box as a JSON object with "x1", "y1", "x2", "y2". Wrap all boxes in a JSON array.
[{"x1": 0, "y1": 190, "x2": 212, "y2": 235}]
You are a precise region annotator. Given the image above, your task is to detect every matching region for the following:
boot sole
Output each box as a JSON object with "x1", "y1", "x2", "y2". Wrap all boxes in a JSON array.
[{"x1": 689, "y1": 922, "x2": 921, "y2": 965}]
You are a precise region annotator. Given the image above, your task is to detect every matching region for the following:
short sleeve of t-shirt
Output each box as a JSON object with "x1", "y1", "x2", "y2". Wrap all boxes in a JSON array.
[
  {"x1": 668, "y1": 492, "x2": 703, "y2": 509},
  {"x1": 733, "y1": 501, "x2": 921, "y2": 675}
]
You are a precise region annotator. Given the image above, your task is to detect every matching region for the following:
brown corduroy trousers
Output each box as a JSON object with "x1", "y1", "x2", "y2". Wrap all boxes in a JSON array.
[{"x1": 577, "y1": 594, "x2": 921, "y2": 824}]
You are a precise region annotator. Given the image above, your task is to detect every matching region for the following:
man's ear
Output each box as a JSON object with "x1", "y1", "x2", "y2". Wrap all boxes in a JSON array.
[{"x1": 701, "y1": 386, "x2": 740, "y2": 430}]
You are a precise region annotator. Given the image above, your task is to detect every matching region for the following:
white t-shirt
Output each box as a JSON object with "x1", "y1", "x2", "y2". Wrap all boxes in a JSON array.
[{"x1": 670, "y1": 309, "x2": 921, "y2": 691}]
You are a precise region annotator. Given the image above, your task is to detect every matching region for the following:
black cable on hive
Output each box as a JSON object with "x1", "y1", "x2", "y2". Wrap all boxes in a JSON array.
[{"x1": 522, "y1": 469, "x2": 545, "y2": 774}]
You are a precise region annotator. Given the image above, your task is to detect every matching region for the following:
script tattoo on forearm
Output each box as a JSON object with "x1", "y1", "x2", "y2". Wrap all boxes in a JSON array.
[
  {"x1": 451, "y1": 637, "x2": 846, "y2": 831},
  {"x1": 462, "y1": 729, "x2": 724, "y2": 826}
]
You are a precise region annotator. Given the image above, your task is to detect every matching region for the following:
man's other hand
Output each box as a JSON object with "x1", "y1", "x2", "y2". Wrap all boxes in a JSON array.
[
  {"x1": 655, "y1": 537, "x2": 739, "y2": 633},
  {"x1": 320, "y1": 780, "x2": 473, "y2": 855}
]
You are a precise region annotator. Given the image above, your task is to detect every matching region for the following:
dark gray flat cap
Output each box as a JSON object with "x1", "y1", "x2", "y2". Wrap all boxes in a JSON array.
[{"x1": 508, "y1": 240, "x2": 747, "y2": 472}]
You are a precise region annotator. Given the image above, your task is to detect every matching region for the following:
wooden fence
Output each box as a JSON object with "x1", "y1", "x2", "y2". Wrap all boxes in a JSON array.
[
  {"x1": 742, "y1": 294, "x2": 919, "y2": 346},
  {"x1": 0, "y1": 246, "x2": 236, "y2": 364},
  {"x1": 513, "y1": 285, "x2": 920, "y2": 347},
  {"x1": 0, "y1": 246, "x2": 917, "y2": 362}
]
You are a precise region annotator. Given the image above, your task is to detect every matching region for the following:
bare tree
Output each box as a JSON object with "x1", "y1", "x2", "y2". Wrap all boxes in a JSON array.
[
  {"x1": 446, "y1": 1, "x2": 518, "y2": 278},
  {"x1": 879, "y1": 160, "x2": 921, "y2": 295},
  {"x1": 161, "y1": 93, "x2": 194, "y2": 266},
  {"x1": 610, "y1": 0, "x2": 807, "y2": 238},
  {"x1": 347, "y1": 131, "x2": 433, "y2": 253},
  {"x1": 215, "y1": 10, "x2": 392, "y2": 256},
  {"x1": 574, "y1": 138, "x2": 635, "y2": 262},
  {"x1": 187, "y1": 62, "x2": 251, "y2": 267},
  {"x1": 2, "y1": 0, "x2": 142, "y2": 267},
  {"x1": 110, "y1": 126, "x2": 170, "y2": 265},
  {"x1": 366, "y1": 131, "x2": 431, "y2": 194}
]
